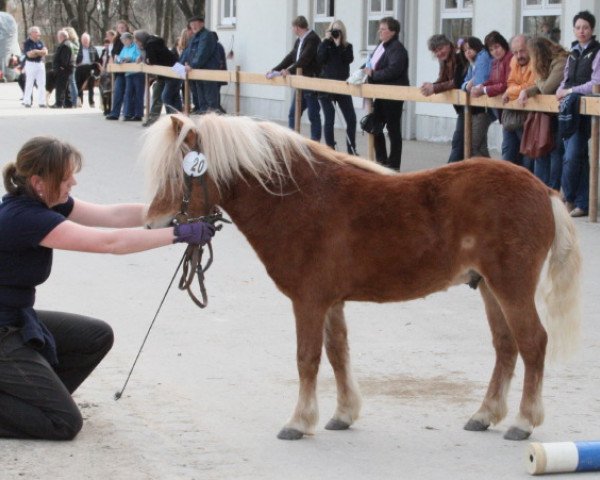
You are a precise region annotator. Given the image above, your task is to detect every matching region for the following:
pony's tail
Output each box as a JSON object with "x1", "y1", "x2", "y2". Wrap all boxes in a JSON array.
[{"x1": 539, "y1": 194, "x2": 582, "y2": 361}]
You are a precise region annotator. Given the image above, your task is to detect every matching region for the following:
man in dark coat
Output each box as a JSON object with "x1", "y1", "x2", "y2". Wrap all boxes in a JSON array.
[
  {"x1": 268, "y1": 15, "x2": 322, "y2": 141},
  {"x1": 51, "y1": 30, "x2": 73, "y2": 108}
]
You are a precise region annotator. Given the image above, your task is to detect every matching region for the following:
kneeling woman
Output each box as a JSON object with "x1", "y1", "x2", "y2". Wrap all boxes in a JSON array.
[{"x1": 0, "y1": 137, "x2": 214, "y2": 440}]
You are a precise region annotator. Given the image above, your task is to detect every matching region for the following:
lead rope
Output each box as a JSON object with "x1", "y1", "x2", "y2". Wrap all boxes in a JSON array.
[{"x1": 114, "y1": 250, "x2": 186, "y2": 400}]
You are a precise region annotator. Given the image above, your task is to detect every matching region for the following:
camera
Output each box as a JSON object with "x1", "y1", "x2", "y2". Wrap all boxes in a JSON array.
[{"x1": 330, "y1": 29, "x2": 341, "y2": 39}]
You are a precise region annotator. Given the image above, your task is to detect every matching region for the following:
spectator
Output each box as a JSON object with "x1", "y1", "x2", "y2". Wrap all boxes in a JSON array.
[
  {"x1": 107, "y1": 32, "x2": 143, "y2": 121},
  {"x1": 134, "y1": 30, "x2": 180, "y2": 127},
  {"x1": 75, "y1": 33, "x2": 100, "y2": 108},
  {"x1": 181, "y1": 16, "x2": 219, "y2": 114},
  {"x1": 317, "y1": 19, "x2": 357, "y2": 154},
  {"x1": 99, "y1": 32, "x2": 116, "y2": 115},
  {"x1": 51, "y1": 30, "x2": 73, "y2": 109},
  {"x1": 555, "y1": 10, "x2": 600, "y2": 217},
  {"x1": 22, "y1": 26, "x2": 48, "y2": 108},
  {"x1": 268, "y1": 15, "x2": 322, "y2": 141},
  {"x1": 461, "y1": 36, "x2": 493, "y2": 157},
  {"x1": 470, "y1": 31, "x2": 512, "y2": 113},
  {"x1": 212, "y1": 31, "x2": 228, "y2": 113},
  {"x1": 500, "y1": 34, "x2": 536, "y2": 170},
  {"x1": 108, "y1": 20, "x2": 131, "y2": 119},
  {"x1": 363, "y1": 16, "x2": 409, "y2": 171},
  {"x1": 174, "y1": 28, "x2": 193, "y2": 111},
  {"x1": 420, "y1": 34, "x2": 467, "y2": 162},
  {"x1": 64, "y1": 27, "x2": 80, "y2": 108},
  {"x1": 518, "y1": 37, "x2": 568, "y2": 190}
]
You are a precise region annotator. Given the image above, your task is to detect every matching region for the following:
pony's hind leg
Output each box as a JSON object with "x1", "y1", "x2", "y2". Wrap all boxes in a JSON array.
[
  {"x1": 277, "y1": 301, "x2": 328, "y2": 440},
  {"x1": 465, "y1": 280, "x2": 518, "y2": 433},
  {"x1": 323, "y1": 302, "x2": 362, "y2": 431},
  {"x1": 499, "y1": 299, "x2": 547, "y2": 440}
]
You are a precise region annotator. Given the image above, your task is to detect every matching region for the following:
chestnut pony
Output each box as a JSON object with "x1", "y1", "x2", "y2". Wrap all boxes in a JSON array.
[{"x1": 143, "y1": 113, "x2": 581, "y2": 441}]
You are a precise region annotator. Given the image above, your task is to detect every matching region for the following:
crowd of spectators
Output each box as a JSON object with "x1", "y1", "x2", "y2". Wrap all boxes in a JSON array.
[{"x1": 10, "y1": 9, "x2": 599, "y2": 216}]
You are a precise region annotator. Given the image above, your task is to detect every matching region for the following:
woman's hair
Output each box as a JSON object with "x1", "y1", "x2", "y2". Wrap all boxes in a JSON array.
[
  {"x1": 484, "y1": 30, "x2": 509, "y2": 52},
  {"x1": 573, "y1": 10, "x2": 595, "y2": 30},
  {"x1": 133, "y1": 29, "x2": 150, "y2": 46},
  {"x1": 427, "y1": 34, "x2": 453, "y2": 52},
  {"x1": 528, "y1": 36, "x2": 568, "y2": 80},
  {"x1": 327, "y1": 19, "x2": 348, "y2": 46},
  {"x1": 3, "y1": 137, "x2": 82, "y2": 204},
  {"x1": 464, "y1": 36, "x2": 484, "y2": 54},
  {"x1": 178, "y1": 28, "x2": 190, "y2": 52},
  {"x1": 65, "y1": 26, "x2": 79, "y2": 45},
  {"x1": 380, "y1": 16, "x2": 401, "y2": 37}
]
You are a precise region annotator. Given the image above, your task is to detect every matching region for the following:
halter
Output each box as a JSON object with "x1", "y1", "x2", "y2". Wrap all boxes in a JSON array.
[{"x1": 173, "y1": 151, "x2": 231, "y2": 308}]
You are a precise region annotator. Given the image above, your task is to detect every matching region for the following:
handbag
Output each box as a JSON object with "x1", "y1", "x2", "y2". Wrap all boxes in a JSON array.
[
  {"x1": 360, "y1": 113, "x2": 384, "y2": 135},
  {"x1": 501, "y1": 109, "x2": 527, "y2": 132},
  {"x1": 520, "y1": 112, "x2": 555, "y2": 158}
]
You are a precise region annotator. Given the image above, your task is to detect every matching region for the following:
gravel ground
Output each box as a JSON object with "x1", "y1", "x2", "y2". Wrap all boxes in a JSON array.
[{"x1": 1, "y1": 82, "x2": 600, "y2": 480}]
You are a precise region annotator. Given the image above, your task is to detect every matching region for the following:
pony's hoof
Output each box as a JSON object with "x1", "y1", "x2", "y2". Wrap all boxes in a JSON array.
[
  {"x1": 504, "y1": 427, "x2": 531, "y2": 441},
  {"x1": 277, "y1": 428, "x2": 304, "y2": 440},
  {"x1": 325, "y1": 418, "x2": 350, "y2": 431},
  {"x1": 464, "y1": 418, "x2": 490, "y2": 432}
]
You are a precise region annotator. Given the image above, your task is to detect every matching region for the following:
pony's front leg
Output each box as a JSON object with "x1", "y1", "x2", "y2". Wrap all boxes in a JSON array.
[
  {"x1": 277, "y1": 301, "x2": 328, "y2": 440},
  {"x1": 324, "y1": 302, "x2": 361, "y2": 430}
]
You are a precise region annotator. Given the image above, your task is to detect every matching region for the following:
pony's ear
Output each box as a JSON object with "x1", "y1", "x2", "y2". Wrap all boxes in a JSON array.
[{"x1": 170, "y1": 114, "x2": 187, "y2": 137}]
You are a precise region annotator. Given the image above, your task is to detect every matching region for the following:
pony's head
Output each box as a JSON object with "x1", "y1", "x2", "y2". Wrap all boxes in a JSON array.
[{"x1": 143, "y1": 112, "x2": 314, "y2": 227}]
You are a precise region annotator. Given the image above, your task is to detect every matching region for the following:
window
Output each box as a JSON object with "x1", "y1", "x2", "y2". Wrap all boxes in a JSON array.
[
  {"x1": 220, "y1": 0, "x2": 236, "y2": 27},
  {"x1": 367, "y1": 0, "x2": 396, "y2": 48},
  {"x1": 313, "y1": 0, "x2": 335, "y2": 39},
  {"x1": 522, "y1": 0, "x2": 561, "y2": 43},
  {"x1": 440, "y1": 0, "x2": 472, "y2": 44}
]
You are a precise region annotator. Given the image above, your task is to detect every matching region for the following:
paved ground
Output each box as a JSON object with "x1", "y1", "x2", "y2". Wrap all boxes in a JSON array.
[{"x1": 1, "y1": 82, "x2": 600, "y2": 480}]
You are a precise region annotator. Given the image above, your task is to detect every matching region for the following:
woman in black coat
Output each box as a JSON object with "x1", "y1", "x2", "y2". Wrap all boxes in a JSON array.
[{"x1": 317, "y1": 20, "x2": 357, "y2": 154}]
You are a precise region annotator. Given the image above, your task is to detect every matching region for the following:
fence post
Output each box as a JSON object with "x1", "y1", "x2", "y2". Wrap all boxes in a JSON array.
[
  {"x1": 294, "y1": 68, "x2": 302, "y2": 133},
  {"x1": 184, "y1": 76, "x2": 190, "y2": 115},
  {"x1": 365, "y1": 98, "x2": 375, "y2": 161},
  {"x1": 144, "y1": 71, "x2": 150, "y2": 122},
  {"x1": 463, "y1": 91, "x2": 472, "y2": 159},
  {"x1": 235, "y1": 65, "x2": 241, "y2": 115},
  {"x1": 590, "y1": 84, "x2": 600, "y2": 222}
]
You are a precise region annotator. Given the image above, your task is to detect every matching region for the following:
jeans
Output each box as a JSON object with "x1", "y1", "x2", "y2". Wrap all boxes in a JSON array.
[
  {"x1": 162, "y1": 78, "x2": 183, "y2": 113},
  {"x1": 0, "y1": 311, "x2": 113, "y2": 440},
  {"x1": 288, "y1": 90, "x2": 322, "y2": 141},
  {"x1": 319, "y1": 93, "x2": 356, "y2": 154},
  {"x1": 562, "y1": 120, "x2": 590, "y2": 211},
  {"x1": 373, "y1": 98, "x2": 403, "y2": 170},
  {"x1": 448, "y1": 111, "x2": 465, "y2": 163},
  {"x1": 192, "y1": 80, "x2": 220, "y2": 113},
  {"x1": 533, "y1": 117, "x2": 563, "y2": 191},
  {"x1": 471, "y1": 111, "x2": 492, "y2": 157},
  {"x1": 67, "y1": 72, "x2": 78, "y2": 107},
  {"x1": 149, "y1": 76, "x2": 165, "y2": 119},
  {"x1": 110, "y1": 73, "x2": 126, "y2": 118},
  {"x1": 124, "y1": 73, "x2": 145, "y2": 118},
  {"x1": 75, "y1": 64, "x2": 96, "y2": 106},
  {"x1": 502, "y1": 127, "x2": 533, "y2": 172}
]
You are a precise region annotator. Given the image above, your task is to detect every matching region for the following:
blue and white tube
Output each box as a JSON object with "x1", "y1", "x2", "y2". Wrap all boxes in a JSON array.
[{"x1": 527, "y1": 441, "x2": 600, "y2": 475}]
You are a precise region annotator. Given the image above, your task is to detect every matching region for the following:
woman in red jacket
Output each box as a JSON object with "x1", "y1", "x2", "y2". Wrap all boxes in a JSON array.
[{"x1": 470, "y1": 31, "x2": 512, "y2": 115}]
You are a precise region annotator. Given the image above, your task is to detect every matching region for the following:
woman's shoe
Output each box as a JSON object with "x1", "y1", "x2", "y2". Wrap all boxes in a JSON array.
[
  {"x1": 570, "y1": 207, "x2": 587, "y2": 218},
  {"x1": 105, "y1": 115, "x2": 119, "y2": 120}
]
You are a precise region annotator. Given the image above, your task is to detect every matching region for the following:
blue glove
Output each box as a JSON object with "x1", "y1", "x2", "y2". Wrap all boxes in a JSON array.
[{"x1": 173, "y1": 221, "x2": 215, "y2": 245}]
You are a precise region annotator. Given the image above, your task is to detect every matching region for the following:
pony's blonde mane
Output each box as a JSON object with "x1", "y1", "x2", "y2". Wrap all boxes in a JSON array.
[{"x1": 142, "y1": 113, "x2": 393, "y2": 202}]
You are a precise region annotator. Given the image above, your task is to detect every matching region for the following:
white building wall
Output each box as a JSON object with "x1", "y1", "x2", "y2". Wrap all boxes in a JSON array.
[{"x1": 207, "y1": 0, "x2": 598, "y2": 150}]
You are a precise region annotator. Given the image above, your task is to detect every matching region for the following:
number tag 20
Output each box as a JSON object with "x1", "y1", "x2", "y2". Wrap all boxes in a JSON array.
[{"x1": 182, "y1": 151, "x2": 208, "y2": 177}]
